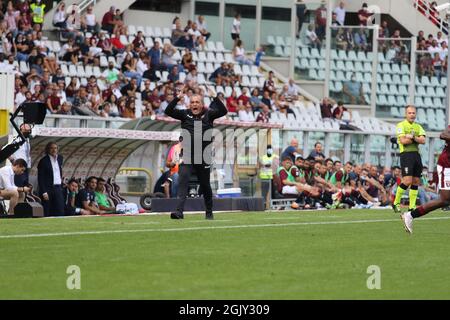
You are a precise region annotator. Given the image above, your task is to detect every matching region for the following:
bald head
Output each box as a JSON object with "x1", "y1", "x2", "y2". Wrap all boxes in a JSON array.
[
  {"x1": 405, "y1": 105, "x2": 416, "y2": 123},
  {"x1": 189, "y1": 94, "x2": 204, "y2": 115},
  {"x1": 290, "y1": 138, "x2": 299, "y2": 148}
]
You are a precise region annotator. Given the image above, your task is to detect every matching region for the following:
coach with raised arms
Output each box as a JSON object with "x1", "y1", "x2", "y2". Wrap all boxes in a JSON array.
[{"x1": 164, "y1": 86, "x2": 228, "y2": 220}]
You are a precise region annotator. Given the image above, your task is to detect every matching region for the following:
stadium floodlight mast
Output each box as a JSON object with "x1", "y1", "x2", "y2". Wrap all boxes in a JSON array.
[{"x1": 435, "y1": 2, "x2": 450, "y2": 127}]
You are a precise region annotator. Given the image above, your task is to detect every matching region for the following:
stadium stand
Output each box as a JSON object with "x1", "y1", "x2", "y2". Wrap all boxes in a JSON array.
[{"x1": 0, "y1": 0, "x2": 447, "y2": 213}]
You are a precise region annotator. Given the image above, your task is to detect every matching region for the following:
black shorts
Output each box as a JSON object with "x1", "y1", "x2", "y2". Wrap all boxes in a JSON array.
[
  {"x1": 231, "y1": 33, "x2": 240, "y2": 40},
  {"x1": 400, "y1": 152, "x2": 423, "y2": 178}
]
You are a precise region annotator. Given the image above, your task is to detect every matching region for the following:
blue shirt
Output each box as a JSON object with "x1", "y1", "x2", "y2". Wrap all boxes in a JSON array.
[
  {"x1": 148, "y1": 48, "x2": 160, "y2": 66},
  {"x1": 281, "y1": 146, "x2": 297, "y2": 162}
]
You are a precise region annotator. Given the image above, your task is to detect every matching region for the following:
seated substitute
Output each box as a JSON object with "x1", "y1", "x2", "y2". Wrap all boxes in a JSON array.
[
  {"x1": 64, "y1": 178, "x2": 91, "y2": 216},
  {"x1": 277, "y1": 156, "x2": 319, "y2": 196}
]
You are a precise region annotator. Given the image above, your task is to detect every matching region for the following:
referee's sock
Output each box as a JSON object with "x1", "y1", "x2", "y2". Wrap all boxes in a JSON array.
[
  {"x1": 394, "y1": 183, "x2": 408, "y2": 205},
  {"x1": 409, "y1": 185, "x2": 419, "y2": 210}
]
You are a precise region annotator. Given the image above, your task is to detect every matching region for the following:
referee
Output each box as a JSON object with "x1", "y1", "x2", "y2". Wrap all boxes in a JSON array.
[
  {"x1": 164, "y1": 86, "x2": 227, "y2": 220},
  {"x1": 392, "y1": 105, "x2": 426, "y2": 214}
]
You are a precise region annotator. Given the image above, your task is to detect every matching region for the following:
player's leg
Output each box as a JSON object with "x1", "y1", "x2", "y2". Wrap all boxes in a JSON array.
[
  {"x1": 412, "y1": 191, "x2": 450, "y2": 218},
  {"x1": 402, "y1": 190, "x2": 450, "y2": 234},
  {"x1": 401, "y1": 164, "x2": 450, "y2": 233},
  {"x1": 172, "y1": 164, "x2": 192, "y2": 219}
]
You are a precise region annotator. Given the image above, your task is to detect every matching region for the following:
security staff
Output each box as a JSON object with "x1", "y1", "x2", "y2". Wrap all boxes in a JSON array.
[
  {"x1": 30, "y1": 0, "x2": 46, "y2": 30},
  {"x1": 392, "y1": 105, "x2": 426, "y2": 214},
  {"x1": 164, "y1": 86, "x2": 227, "y2": 220}
]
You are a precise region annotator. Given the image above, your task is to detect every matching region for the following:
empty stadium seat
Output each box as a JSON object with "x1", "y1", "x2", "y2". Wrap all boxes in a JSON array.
[
  {"x1": 267, "y1": 35, "x2": 276, "y2": 46},
  {"x1": 69, "y1": 64, "x2": 77, "y2": 77},
  {"x1": 205, "y1": 63, "x2": 215, "y2": 74},
  {"x1": 310, "y1": 58, "x2": 319, "y2": 69},
  {"x1": 416, "y1": 85, "x2": 426, "y2": 96},
  {"x1": 436, "y1": 87, "x2": 446, "y2": 98},
  {"x1": 128, "y1": 25, "x2": 137, "y2": 35},
  {"x1": 93, "y1": 66, "x2": 102, "y2": 78},
  {"x1": 311, "y1": 48, "x2": 321, "y2": 59},
  {"x1": 347, "y1": 50, "x2": 357, "y2": 61},
  {"x1": 163, "y1": 27, "x2": 171, "y2": 38},
  {"x1": 216, "y1": 42, "x2": 226, "y2": 52},
  {"x1": 377, "y1": 95, "x2": 388, "y2": 106},
  {"x1": 391, "y1": 64, "x2": 401, "y2": 74},
  {"x1": 357, "y1": 51, "x2": 367, "y2": 62},
  {"x1": 415, "y1": 96, "x2": 424, "y2": 108},
  {"x1": 391, "y1": 107, "x2": 401, "y2": 118},
  {"x1": 308, "y1": 69, "x2": 319, "y2": 80}
]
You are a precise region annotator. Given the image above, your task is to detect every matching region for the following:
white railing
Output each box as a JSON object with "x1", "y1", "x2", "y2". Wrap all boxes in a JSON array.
[
  {"x1": 413, "y1": 0, "x2": 449, "y2": 34},
  {"x1": 78, "y1": 0, "x2": 98, "y2": 14}
]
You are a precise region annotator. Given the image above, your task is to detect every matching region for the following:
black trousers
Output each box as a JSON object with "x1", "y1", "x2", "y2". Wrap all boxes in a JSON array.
[
  {"x1": 176, "y1": 163, "x2": 213, "y2": 214},
  {"x1": 42, "y1": 185, "x2": 65, "y2": 217}
]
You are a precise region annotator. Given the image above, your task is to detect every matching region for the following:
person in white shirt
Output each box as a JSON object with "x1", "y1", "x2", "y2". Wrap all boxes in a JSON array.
[
  {"x1": 188, "y1": 22, "x2": 205, "y2": 50},
  {"x1": 287, "y1": 79, "x2": 300, "y2": 100},
  {"x1": 52, "y1": 2, "x2": 67, "y2": 29},
  {"x1": 233, "y1": 40, "x2": 253, "y2": 65},
  {"x1": 81, "y1": 6, "x2": 99, "y2": 33},
  {"x1": 8, "y1": 123, "x2": 32, "y2": 187},
  {"x1": 231, "y1": 13, "x2": 241, "y2": 46},
  {"x1": 196, "y1": 15, "x2": 211, "y2": 41},
  {"x1": 238, "y1": 104, "x2": 255, "y2": 122},
  {"x1": 436, "y1": 31, "x2": 448, "y2": 47},
  {"x1": 136, "y1": 51, "x2": 148, "y2": 76},
  {"x1": 439, "y1": 42, "x2": 448, "y2": 61},
  {"x1": 15, "y1": 85, "x2": 28, "y2": 108},
  {"x1": 0, "y1": 54, "x2": 18, "y2": 73},
  {"x1": 305, "y1": 23, "x2": 321, "y2": 49},
  {"x1": 334, "y1": 1, "x2": 346, "y2": 26},
  {"x1": 0, "y1": 159, "x2": 30, "y2": 214},
  {"x1": 57, "y1": 82, "x2": 68, "y2": 104}
]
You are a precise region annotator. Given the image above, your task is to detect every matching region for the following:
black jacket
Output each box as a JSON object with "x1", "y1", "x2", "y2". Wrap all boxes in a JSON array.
[
  {"x1": 37, "y1": 154, "x2": 63, "y2": 195},
  {"x1": 164, "y1": 96, "x2": 227, "y2": 164}
]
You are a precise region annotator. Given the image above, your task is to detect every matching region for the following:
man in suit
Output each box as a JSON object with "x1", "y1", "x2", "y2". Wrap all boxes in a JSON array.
[{"x1": 37, "y1": 142, "x2": 64, "y2": 216}]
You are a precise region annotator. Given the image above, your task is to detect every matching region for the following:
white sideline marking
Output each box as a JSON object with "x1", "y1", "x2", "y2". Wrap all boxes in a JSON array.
[
  {"x1": 2, "y1": 216, "x2": 450, "y2": 239},
  {"x1": 263, "y1": 215, "x2": 340, "y2": 220}
]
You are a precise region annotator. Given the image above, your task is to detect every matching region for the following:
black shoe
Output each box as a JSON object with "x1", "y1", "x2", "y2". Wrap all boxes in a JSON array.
[
  {"x1": 170, "y1": 212, "x2": 184, "y2": 219},
  {"x1": 205, "y1": 212, "x2": 214, "y2": 220}
]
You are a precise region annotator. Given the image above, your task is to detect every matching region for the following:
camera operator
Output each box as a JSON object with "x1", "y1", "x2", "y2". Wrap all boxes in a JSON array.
[{"x1": 8, "y1": 123, "x2": 32, "y2": 187}]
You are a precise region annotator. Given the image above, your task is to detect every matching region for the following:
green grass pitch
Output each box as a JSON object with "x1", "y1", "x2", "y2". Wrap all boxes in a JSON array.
[{"x1": 1, "y1": 209, "x2": 450, "y2": 299}]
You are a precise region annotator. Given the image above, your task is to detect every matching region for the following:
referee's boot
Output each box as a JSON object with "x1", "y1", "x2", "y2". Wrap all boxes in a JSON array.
[
  {"x1": 170, "y1": 211, "x2": 184, "y2": 219},
  {"x1": 392, "y1": 203, "x2": 401, "y2": 214},
  {"x1": 205, "y1": 210, "x2": 214, "y2": 220}
]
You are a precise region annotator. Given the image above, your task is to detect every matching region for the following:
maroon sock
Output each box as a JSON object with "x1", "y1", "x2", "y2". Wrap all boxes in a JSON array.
[{"x1": 411, "y1": 206, "x2": 426, "y2": 218}]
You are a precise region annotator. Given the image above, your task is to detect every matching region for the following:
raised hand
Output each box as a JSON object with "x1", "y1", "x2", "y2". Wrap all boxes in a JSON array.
[{"x1": 176, "y1": 84, "x2": 186, "y2": 100}]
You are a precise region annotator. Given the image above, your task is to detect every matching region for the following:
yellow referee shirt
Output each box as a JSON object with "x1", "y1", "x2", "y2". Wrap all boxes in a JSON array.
[{"x1": 396, "y1": 120, "x2": 426, "y2": 153}]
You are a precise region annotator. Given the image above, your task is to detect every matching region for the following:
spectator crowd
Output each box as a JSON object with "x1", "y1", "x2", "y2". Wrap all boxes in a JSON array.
[
  {"x1": 0, "y1": 1, "x2": 309, "y2": 125},
  {"x1": 271, "y1": 138, "x2": 437, "y2": 210}
]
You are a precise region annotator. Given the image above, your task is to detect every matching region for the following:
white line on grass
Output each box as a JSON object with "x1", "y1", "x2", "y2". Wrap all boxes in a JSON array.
[
  {"x1": 2, "y1": 216, "x2": 450, "y2": 239},
  {"x1": 263, "y1": 215, "x2": 340, "y2": 220}
]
